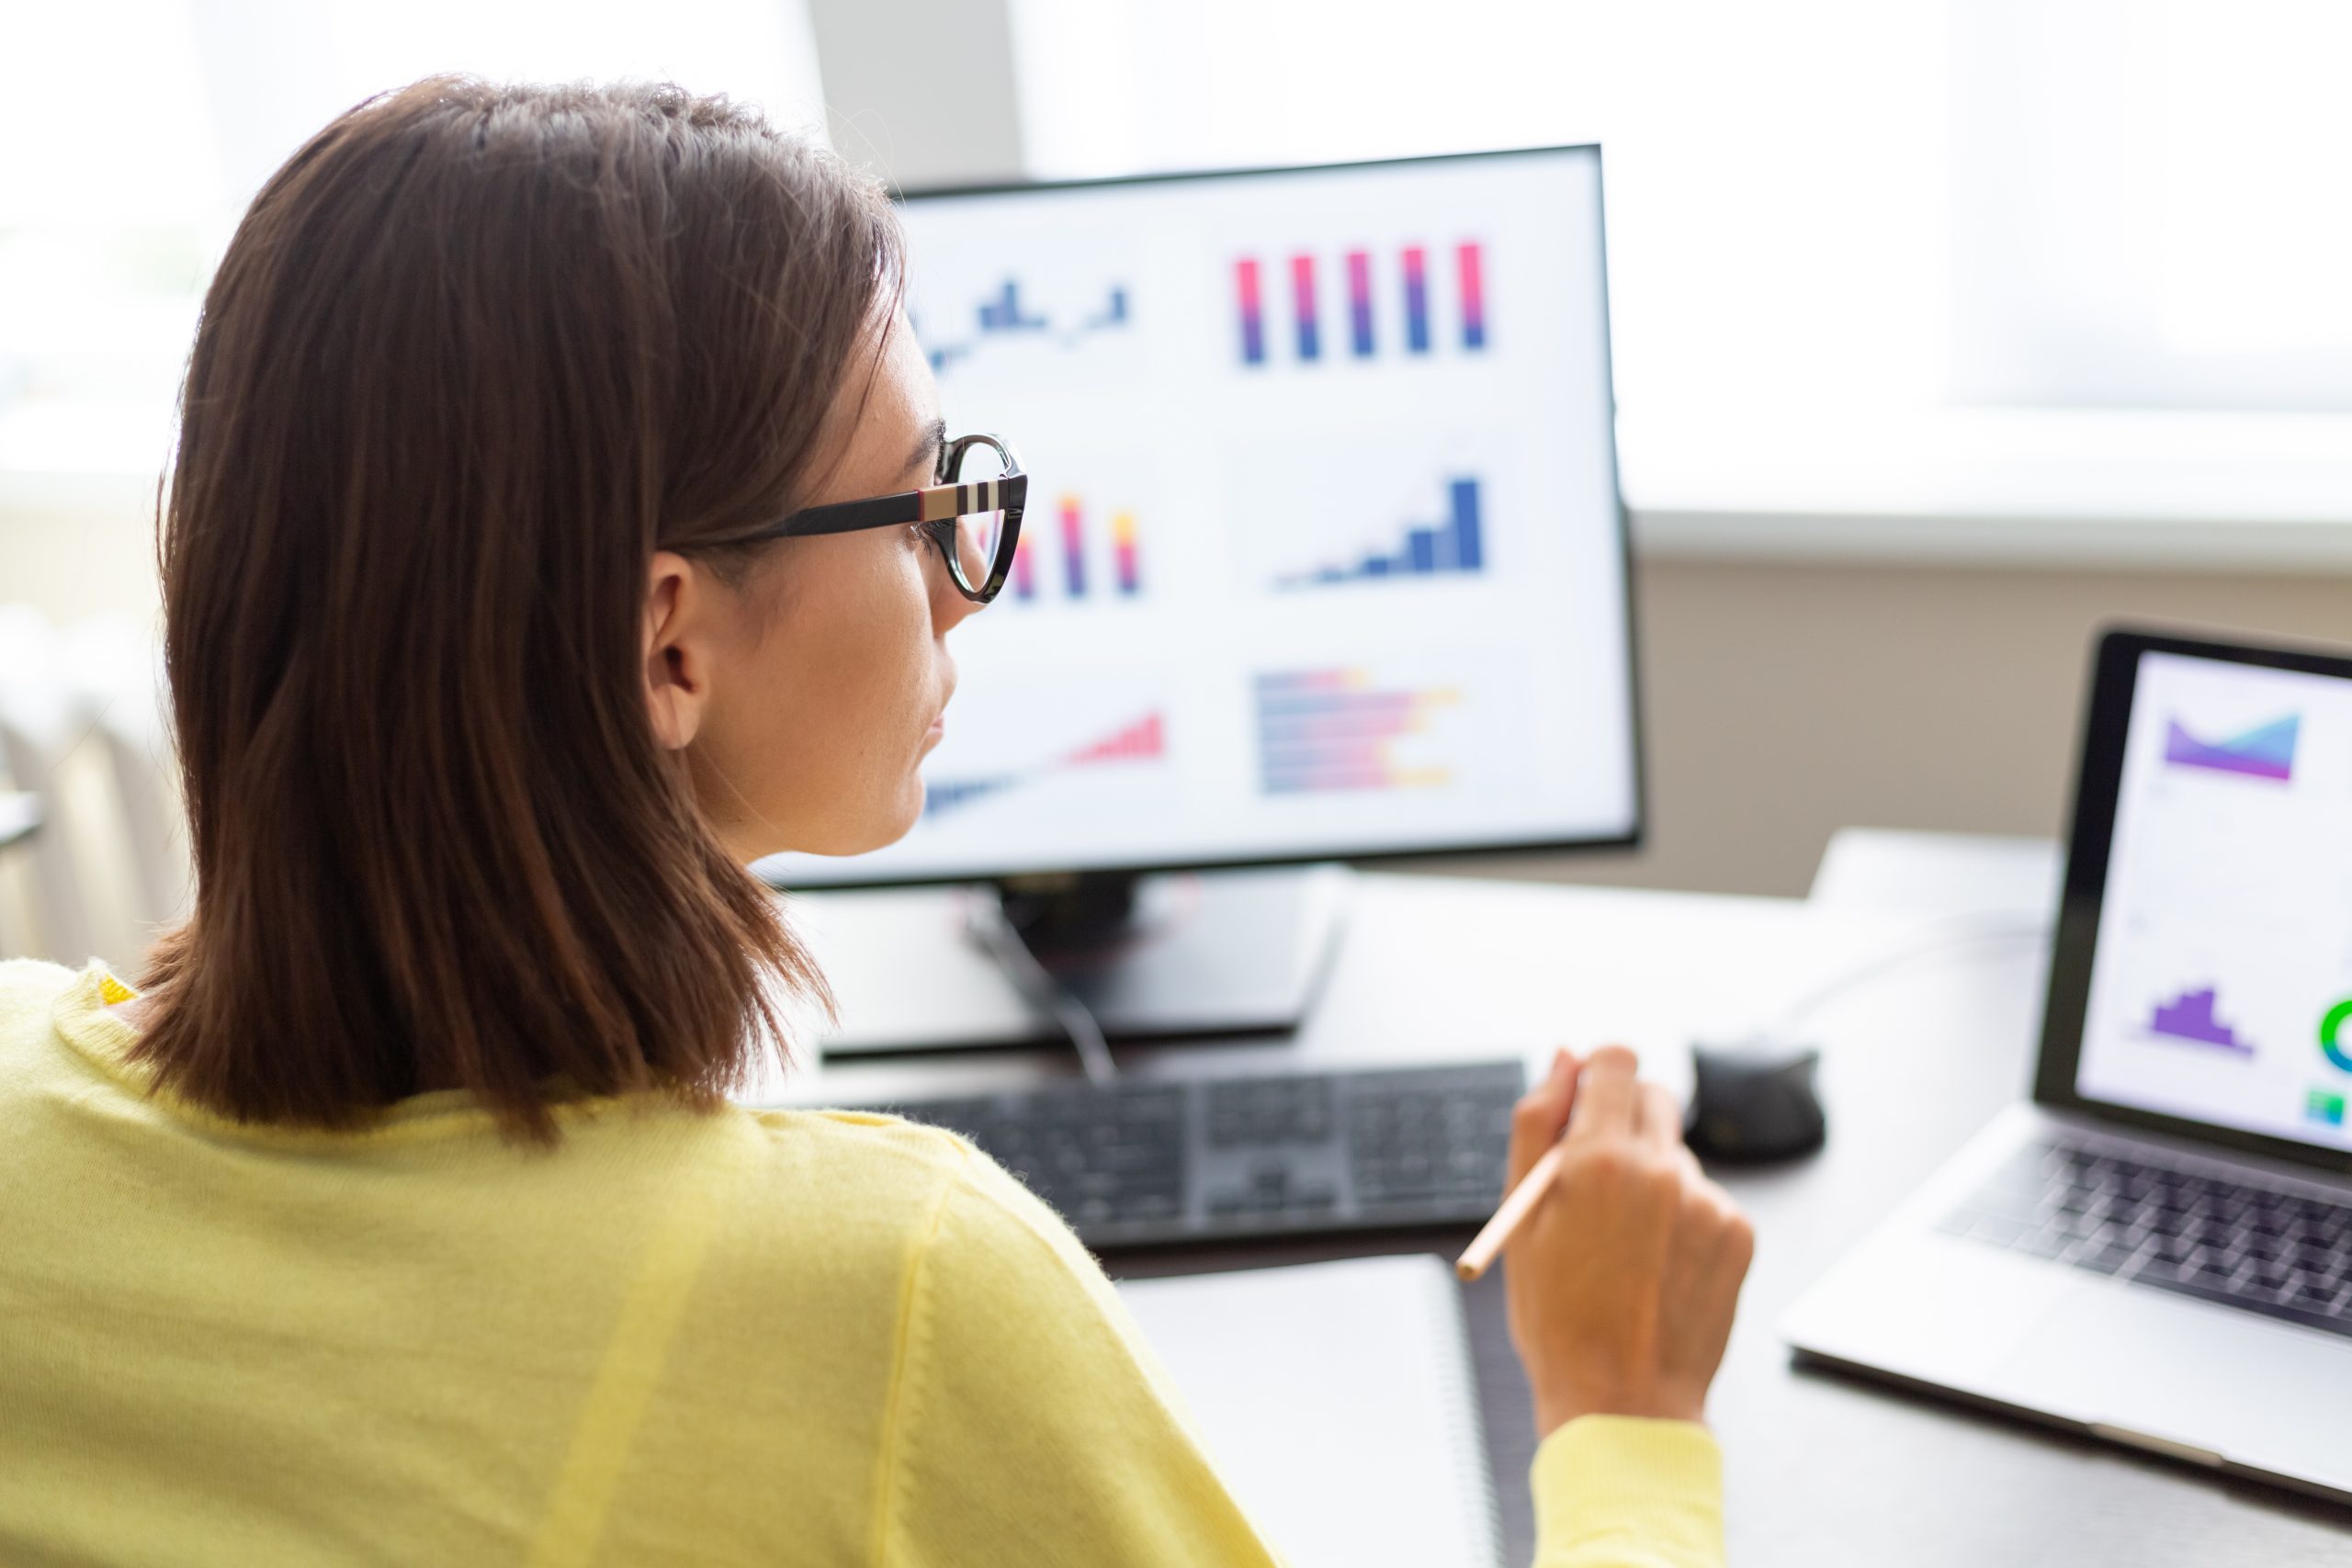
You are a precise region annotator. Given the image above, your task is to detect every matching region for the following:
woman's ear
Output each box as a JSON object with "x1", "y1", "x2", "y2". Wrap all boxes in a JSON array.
[{"x1": 643, "y1": 551, "x2": 711, "y2": 750}]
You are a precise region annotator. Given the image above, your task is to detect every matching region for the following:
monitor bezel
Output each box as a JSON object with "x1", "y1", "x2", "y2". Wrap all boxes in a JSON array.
[
  {"x1": 2033, "y1": 625, "x2": 2352, "y2": 1178},
  {"x1": 763, "y1": 143, "x2": 1645, "y2": 891}
]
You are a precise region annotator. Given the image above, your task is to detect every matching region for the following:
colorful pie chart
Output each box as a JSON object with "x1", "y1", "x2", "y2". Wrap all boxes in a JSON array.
[{"x1": 2323, "y1": 999, "x2": 2352, "y2": 1074}]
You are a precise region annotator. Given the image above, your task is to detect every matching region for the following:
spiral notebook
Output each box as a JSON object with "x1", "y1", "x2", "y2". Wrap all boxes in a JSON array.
[{"x1": 1116, "y1": 1254, "x2": 1503, "y2": 1568}]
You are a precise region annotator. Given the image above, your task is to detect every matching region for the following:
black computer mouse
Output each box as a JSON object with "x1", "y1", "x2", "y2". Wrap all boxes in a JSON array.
[{"x1": 1683, "y1": 1039, "x2": 1826, "y2": 1162}]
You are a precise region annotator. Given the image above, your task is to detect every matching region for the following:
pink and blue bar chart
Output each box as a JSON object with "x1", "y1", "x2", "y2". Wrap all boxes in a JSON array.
[
  {"x1": 1456, "y1": 242, "x2": 1486, "y2": 349},
  {"x1": 1235, "y1": 242, "x2": 1488, "y2": 367},
  {"x1": 1402, "y1": 246, "x2": 1430, "y2": 354},
  {"x1": 1346, "y1": 250, "x2": 1374, "y2": 356},
  {"x1": 1291, "y1": 254, "x2": 1320, "y2": 361},
  {"x1": 1278, "y1": 478, "x2": 1483, "y2": 590},
  {"x1": 1237, "y1": 259, "x2": 1266, "y2": 365}
]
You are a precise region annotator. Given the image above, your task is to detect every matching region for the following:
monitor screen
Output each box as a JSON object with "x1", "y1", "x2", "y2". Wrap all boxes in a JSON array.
[
  {"x1": 2072, "y1": 647, "x2": 2352, "y2": 1152},
  {"x1": 758, "y1": 146, "x2": 1638, "y2": 887}
]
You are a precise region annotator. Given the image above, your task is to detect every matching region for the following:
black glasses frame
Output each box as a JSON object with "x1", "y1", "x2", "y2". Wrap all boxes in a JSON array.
[{"x1": 718, "y1": 433, "x2": 1027, "y2": 603}]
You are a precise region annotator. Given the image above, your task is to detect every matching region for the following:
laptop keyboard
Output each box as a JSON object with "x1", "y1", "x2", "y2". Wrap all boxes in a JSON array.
[{"x1": 1940, "y1": 1139, "x2": 2352, "y2": 1338}]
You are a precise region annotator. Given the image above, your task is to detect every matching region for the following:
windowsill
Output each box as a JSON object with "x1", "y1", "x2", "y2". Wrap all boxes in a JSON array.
[
  {"x1": 1619, "y1": 404, "x2": 2352, "y2": 574},
  {"x1": 1632, "y1": 506, "x2": 2352, "y2": 572},
  {"x1": 12, "y1": 400, "x2": 2352, "y2": 577}
]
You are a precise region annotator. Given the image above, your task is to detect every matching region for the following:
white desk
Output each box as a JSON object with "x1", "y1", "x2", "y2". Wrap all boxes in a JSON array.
[
  {"x1": 752, "y1": 835, "x2": 2352, "y2": 1563},
  {"x1": 748, "y1": 869, "x2": 1965, "y2": 1111}
]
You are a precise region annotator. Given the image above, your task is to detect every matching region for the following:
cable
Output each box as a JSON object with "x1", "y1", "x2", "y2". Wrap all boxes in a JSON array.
[
  {"x1": 961, "y1": 887, "x2": 1118, "y2": 1086},
  {"x1": 1766, "y1": 913, "x2": 2050, "y2": 1039}
]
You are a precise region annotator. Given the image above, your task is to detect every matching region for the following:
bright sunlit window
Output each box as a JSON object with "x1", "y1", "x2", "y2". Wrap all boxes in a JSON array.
[
  {"x1": 1011, "y1": 0, "x2": 2352, "y2": 530},
  {"x1": 9, "y1": 0, "x2": 2352, "y2": 545},
  {"x1": 0, "y1": 0, "x2": 824, "y2": 479}
]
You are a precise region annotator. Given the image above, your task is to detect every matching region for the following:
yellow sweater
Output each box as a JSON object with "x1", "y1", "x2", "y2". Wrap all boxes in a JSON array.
[{"x1": 0, "y1": 959, "x2": 1724, "y2": 1565}]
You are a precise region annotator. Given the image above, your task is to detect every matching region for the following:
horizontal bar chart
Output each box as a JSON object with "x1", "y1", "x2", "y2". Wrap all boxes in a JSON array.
[{"x1": 1255, "y1": 670, "x2": 1459, "y2": 795}]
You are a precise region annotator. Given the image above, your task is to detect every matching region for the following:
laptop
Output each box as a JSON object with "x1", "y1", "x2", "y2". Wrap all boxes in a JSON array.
[{"x1": 1781, "y1": 626, "x2": 2352, "y2": 1503}]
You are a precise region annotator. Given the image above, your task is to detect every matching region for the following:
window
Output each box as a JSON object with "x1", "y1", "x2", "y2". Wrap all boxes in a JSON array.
[
  {"x1": 1009, "y1": 0, "x2": 2352, "y2": 536},
  {"x1": 0, "y1": 0, "x2": 823, "y2": 479}
]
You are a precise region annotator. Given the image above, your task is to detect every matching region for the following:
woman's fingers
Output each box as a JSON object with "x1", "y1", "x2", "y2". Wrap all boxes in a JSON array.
[
  {"x1": 1633, "y1": 1080, "x2": 1682, "y2": 1149},
  {"x1": 1564, "y1": 1044, "x2": 1639, "y2": 1142},
  {"x1": 1507, "y1": 1048, "x2": 1580, "y2": 1188}
]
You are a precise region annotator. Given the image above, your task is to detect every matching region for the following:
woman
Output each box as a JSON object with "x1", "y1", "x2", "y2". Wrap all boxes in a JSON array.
[{"x1": 0, "y1": 78, "x2": 1752, "y2": 1565}]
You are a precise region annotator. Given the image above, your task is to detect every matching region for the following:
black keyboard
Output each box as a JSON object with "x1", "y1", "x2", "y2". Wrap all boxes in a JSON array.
[
  {"x1": 863, "y1": 1060, "x2": 1525, "y2": 1247},
  {"x1": 1940, "y1": 1139, "x2": 2352, "y2": 1338}
]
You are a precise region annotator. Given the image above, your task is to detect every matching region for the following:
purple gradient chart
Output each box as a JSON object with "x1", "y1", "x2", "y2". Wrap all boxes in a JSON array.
[
  {"x1": 2146, "y1": 986, "x2": 2255, "y2": 1055},
  {"x1": 2162, "y1": 714, "x2": 2298, "y2": 782}
]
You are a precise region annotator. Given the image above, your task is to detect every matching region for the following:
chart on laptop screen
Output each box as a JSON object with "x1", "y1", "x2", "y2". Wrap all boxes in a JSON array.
[
  {"x1": 2075, "y1": 651, "x2": 2352, "y2": 1150},
  {"x1": 757, "y1": 151, "x2": 1635, "y2": 886}
]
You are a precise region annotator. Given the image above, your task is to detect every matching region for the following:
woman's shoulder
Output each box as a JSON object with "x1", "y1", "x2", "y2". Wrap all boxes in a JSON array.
[
  {"x1": 725, "y1": 1105, "x2": 1004, "y2": 1233},
  {"x1": 0, "y1": 959, "x2": 95, "y2": 1072},
  {"x1": 0, "y1": 957, "x2": 80, "y2": 1010},
  {"x1": 729, "y1": 1104, "x2": 1096, "y2": 1293}
]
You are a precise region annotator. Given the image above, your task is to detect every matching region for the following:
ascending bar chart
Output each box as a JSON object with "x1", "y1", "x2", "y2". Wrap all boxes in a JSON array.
[
  {"x1": 1008, "y1": 496, "x2": 1143, "y2": 603},
  {"x1": 1232, "y1": 240, "x2": 1490, "y2": 367},
  {"x1": 1256, "y1": 671, "x2": 1459, "y2": 795},
  {"x1": 1278, "y1": 478, "x2": 1484, "y2": 590}
]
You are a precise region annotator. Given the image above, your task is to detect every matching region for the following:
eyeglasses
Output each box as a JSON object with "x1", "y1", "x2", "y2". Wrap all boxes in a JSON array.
[{"x1": 715, "y1": 432, "x2": 1027, "y2": 604}]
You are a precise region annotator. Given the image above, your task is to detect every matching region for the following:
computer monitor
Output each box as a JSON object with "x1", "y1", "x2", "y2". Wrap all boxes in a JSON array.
[{"x1": 757, "y1": 145, "x2": 1638, "y2": 892}]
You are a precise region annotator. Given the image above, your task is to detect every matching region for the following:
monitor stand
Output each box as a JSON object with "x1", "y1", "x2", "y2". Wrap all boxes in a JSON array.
[
  {"x1": 805, "y1": 863, "x2": 1355, "y2": 1055},
  {"x1": 996, "y1": 863, "x2": 1354, "y2": 1042}
]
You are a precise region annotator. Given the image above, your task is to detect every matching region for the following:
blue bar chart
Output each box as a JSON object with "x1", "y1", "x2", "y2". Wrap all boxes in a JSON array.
[
  {"x1": 923, "y1": 276, "x2": 1133, "y2": 374},
  {"x1": 1277, "y1": 478, "x2": 1485, "y2": 590}
]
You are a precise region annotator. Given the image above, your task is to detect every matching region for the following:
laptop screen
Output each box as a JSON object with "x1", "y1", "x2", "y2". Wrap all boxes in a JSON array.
[{"x1": 2071, "y1": 647, "x2": 2352, "y2": 1152}]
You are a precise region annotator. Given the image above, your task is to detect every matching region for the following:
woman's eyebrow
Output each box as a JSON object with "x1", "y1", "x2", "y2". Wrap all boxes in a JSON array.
[{"x1": 907, "y1": 417, "x2": 946, "y2": 480}]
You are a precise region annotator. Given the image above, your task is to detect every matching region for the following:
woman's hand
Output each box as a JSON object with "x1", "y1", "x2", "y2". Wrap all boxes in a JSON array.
[{"x1": 1502, "y1": 1045, "x2": 1754, "y2": 1435}]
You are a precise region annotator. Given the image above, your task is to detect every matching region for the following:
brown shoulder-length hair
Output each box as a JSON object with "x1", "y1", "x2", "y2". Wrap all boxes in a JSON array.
[{"x1": 134, "y1": 76, "x2": 896, "y2": 1142}]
